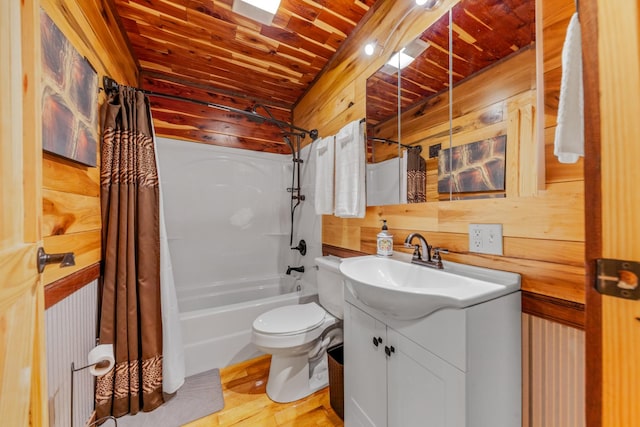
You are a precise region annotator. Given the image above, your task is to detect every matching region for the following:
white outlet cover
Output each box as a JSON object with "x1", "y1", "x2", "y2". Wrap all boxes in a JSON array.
[{"x1": 468, "y1": 224, "x2": 503, "y2": 255}]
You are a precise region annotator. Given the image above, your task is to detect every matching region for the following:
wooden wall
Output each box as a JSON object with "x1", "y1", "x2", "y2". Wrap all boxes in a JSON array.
[
  {"x1": 40, "y1": 0, "x2": 137, "y2": 285},
  {"x1": 294, "y1": 0, "x2": 583, "y2": 304}
]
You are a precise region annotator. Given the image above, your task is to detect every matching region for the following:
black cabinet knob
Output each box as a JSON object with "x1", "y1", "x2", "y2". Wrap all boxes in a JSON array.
[
  {"x1": 372, "y1": 336, "x2": 383, "y2": 347},
  {"x1": 384, "y1": 345, "x2": 395, "y2": 357}
]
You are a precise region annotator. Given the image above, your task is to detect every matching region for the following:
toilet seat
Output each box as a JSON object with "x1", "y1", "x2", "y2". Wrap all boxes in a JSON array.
[{"x1": 253, "y1": 302, "x2": 326, "y2": 336}]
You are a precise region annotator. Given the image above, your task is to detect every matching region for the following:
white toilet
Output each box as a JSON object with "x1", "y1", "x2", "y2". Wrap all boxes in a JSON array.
[{"x1": 251, "y1": 255, "x2": 344, "y2": 403}]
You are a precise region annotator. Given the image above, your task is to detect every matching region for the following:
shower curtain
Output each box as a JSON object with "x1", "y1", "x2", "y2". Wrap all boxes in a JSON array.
[
  {"x1": 407, "y1": 148, "x2": 426, "y2": 203},
  {"x1": 153, "y1": 120, "x2": 185, "y2": 396},
  {"x1": 97, "y1": 86, "x2": 184, "y2": 419}
]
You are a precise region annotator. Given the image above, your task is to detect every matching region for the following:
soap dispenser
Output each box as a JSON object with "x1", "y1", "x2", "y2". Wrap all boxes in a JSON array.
[{"x1": 377, "y1": 220, "x2": 393, "y2": 256}]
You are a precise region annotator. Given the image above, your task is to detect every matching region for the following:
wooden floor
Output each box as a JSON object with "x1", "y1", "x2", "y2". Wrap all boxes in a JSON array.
[{"x1": 184, "y1": 355, "x2": 344, "y2": 426}]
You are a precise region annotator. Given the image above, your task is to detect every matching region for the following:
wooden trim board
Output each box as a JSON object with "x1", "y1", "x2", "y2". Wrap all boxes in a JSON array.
[
  {"x1": 522, "y1": 290, "x2": 584, "y2": 330},
  {"x1": 580, "y1": 0, "x2": 602, "y2": 424},
  {"x1": 44, "y1": 262, "x2": 100, "y2": 309}
]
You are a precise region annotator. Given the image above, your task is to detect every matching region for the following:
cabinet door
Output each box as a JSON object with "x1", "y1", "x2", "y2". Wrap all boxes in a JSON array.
[
  {"x1": 345, "y1": 303, "x2": 387, "y2": 427},
  {"x1": 387, "y1": 329, "x2": 466, "y2": 427}
]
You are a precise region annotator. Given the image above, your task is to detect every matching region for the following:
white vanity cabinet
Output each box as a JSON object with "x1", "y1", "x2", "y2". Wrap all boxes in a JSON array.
[
  {"x1": 344, "y1": 302, "x2": 387, "y2": 426},
  {"x1": 344, "y1": 289, "x2": 521, "y2": 427}
]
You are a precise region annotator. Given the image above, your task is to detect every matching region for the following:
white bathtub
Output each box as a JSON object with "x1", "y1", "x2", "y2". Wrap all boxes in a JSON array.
[{"x1": 178, "y1": 275, "x2": 316, "y2": 376}]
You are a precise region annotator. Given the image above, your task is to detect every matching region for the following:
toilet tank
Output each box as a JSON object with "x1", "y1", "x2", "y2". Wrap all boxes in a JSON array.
[{"x1": 315, "y1": 255, "x2": 344, "y2": 319}]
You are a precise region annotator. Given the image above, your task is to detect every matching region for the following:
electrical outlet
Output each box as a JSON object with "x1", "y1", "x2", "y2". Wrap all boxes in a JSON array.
[{"x1": 468, "y1": 224, "x2": 503, "y2": 255}]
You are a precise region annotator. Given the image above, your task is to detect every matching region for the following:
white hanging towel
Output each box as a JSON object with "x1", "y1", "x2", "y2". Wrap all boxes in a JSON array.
[
  {"x1": 334, "y1": 119, "x2": 366, "y2": 218},
  {"x1": 366, "y1": 157, "x2": 402, "y2": 206},
  {"x1": 314, "y1": 136, "x2": 335, "y2": 215},
  {"x1": 554, "y1": 12, "x2": 584, "y2": 164}
]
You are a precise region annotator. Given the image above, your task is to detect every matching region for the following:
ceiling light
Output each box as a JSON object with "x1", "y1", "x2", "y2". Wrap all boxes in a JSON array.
[
  {"x1": 232, "y1": 0, "x2": 281, "y2": 25},
  {"x1": 364, "y1": 42, "x2": 377, "y2": 56},
  {"x1": 415, "y1": 0, "x2": 444, "y2": 10}
]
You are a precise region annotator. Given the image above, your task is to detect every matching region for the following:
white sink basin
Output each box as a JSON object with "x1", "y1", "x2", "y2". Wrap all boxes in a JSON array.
[{"x1": 339, "y1": 254, "x2": 521, "y2": 320}]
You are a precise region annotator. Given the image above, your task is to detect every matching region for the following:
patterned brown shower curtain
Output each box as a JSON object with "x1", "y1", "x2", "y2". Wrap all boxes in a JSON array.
[
  {"x1": 407, "y1": 148, "x2": 426, "y2": 203},
  {"x1": 96, "y1": 87, "x2": 164, "y2": 419}
]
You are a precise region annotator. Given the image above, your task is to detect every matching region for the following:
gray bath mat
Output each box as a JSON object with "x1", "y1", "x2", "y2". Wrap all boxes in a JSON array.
[{"x1": 115, "y1": 369, "x2": 224, "y2": 427}]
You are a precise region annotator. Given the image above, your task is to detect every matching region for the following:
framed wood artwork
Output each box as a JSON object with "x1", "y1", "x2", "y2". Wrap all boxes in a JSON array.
[
  {"x1": 437, "y1": 135, "x2": 507, "y2": 194},
  {"x1": 41, "y1": 9, "x2": 98, "y2": 167}
]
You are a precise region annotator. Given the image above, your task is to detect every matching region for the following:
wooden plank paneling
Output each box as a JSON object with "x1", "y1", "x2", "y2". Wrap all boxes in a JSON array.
[
  {"x1": 41, "y1": 0, "x2": 138, "y2": 86},
  {"x1": 544, "y1": 127, "x2": 584, "y2": 183},
  {"x1": 542, "y1": 13, "x2": 572, "y2": 73},
  {"x1": 42, "y1": 230, "x2": 101, "y2": 287},
  {"x1": 43, "y1": 154, "x2": 100, "y2": 197},
  {"x1": 42, "y1": 189, "x2": 101, "y2": 237},
  {"x1": 141, "y1": 74, "x2": 297, "y2": 154},
  {"x1": 359, "y1": 228, "x2": 584, "y2": 267},
  {"x1": 113, "y1": 0, "x2": 375, "y2": 108}
]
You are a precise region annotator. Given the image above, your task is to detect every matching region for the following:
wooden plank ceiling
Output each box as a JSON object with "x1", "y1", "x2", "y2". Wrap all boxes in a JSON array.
[{"x1": 110, "y1": 0, "x2": 377, "y2": 153}]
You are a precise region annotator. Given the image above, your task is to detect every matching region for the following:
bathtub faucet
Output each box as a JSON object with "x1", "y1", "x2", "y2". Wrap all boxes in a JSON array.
[{"x1": 286, "y1": 266, "x2": 305, "y2": 275}]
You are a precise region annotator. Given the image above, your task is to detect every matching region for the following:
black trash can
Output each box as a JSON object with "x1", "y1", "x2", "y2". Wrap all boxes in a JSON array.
[{"x1": 327, "y1": 344, "x2": 344, "y2": 419}]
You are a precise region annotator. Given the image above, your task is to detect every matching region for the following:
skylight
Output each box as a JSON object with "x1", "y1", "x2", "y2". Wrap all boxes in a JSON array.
[{"x1": 232, "y1": 0, "x2": 282, "y2": 25}]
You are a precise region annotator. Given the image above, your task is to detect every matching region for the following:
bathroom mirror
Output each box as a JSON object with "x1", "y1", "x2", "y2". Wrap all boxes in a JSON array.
[
  {"x1": 365, "y1": 54, "x2": 401, "y2": 206},
  {"x1": 366, "y1": 0, "x2": 536, "y2": 205}
]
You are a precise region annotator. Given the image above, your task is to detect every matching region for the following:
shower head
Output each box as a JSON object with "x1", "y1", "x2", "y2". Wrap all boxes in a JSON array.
[{"x1": 245, "y1": 111, "x2": 266, "y2": 124}]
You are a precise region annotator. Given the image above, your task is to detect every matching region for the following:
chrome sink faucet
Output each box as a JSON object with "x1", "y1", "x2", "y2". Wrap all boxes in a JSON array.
[
  {"x1": 404, "y1": 233, "x2": 431, "y2": 261},
  {"x1": 403, "y1": 233, "x2": 446, "y2": 269}
]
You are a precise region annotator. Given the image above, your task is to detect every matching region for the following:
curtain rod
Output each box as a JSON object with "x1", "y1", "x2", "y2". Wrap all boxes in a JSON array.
[
  {"x1": 369, "y1": 136, "x2": 421, "y2": 151},
  {"x1": 102, "y1": 76, "x2": 319, "y2": 140}
]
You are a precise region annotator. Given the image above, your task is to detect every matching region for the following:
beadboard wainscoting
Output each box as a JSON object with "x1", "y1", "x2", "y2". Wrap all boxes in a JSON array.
[
  {"x1": 45, "y1": 280, "x2": 98, "y2": 427},
  {"x1": 523, "y1": 314, "x2": 585, "y2": 427}
]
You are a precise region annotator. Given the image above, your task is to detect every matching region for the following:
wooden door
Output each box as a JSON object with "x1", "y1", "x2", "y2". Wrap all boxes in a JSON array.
[
  {"x1": 597, "y1": 1, "x2": 640, "y2": 425},
  {"x1": 584, "y1": 1, "x2": 640, "y2": 426},
  {"x1": 0, "y1": 0, "x2": 47, "y2": 425}
]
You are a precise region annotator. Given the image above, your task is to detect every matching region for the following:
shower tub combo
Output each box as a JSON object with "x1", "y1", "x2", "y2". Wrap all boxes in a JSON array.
[{"x1": 178, "y1": 274, "x2": 316, "y2": 376}]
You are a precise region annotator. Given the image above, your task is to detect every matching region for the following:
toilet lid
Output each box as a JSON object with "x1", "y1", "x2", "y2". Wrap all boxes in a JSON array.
[{"x1": 253, "y1": 302, "x2": 326, "y2": 335}]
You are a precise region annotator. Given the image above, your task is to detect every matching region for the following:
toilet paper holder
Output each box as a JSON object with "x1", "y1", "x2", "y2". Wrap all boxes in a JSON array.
[{"x1": 71, "y1": 358, "x2": 117, "y2": 427}]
